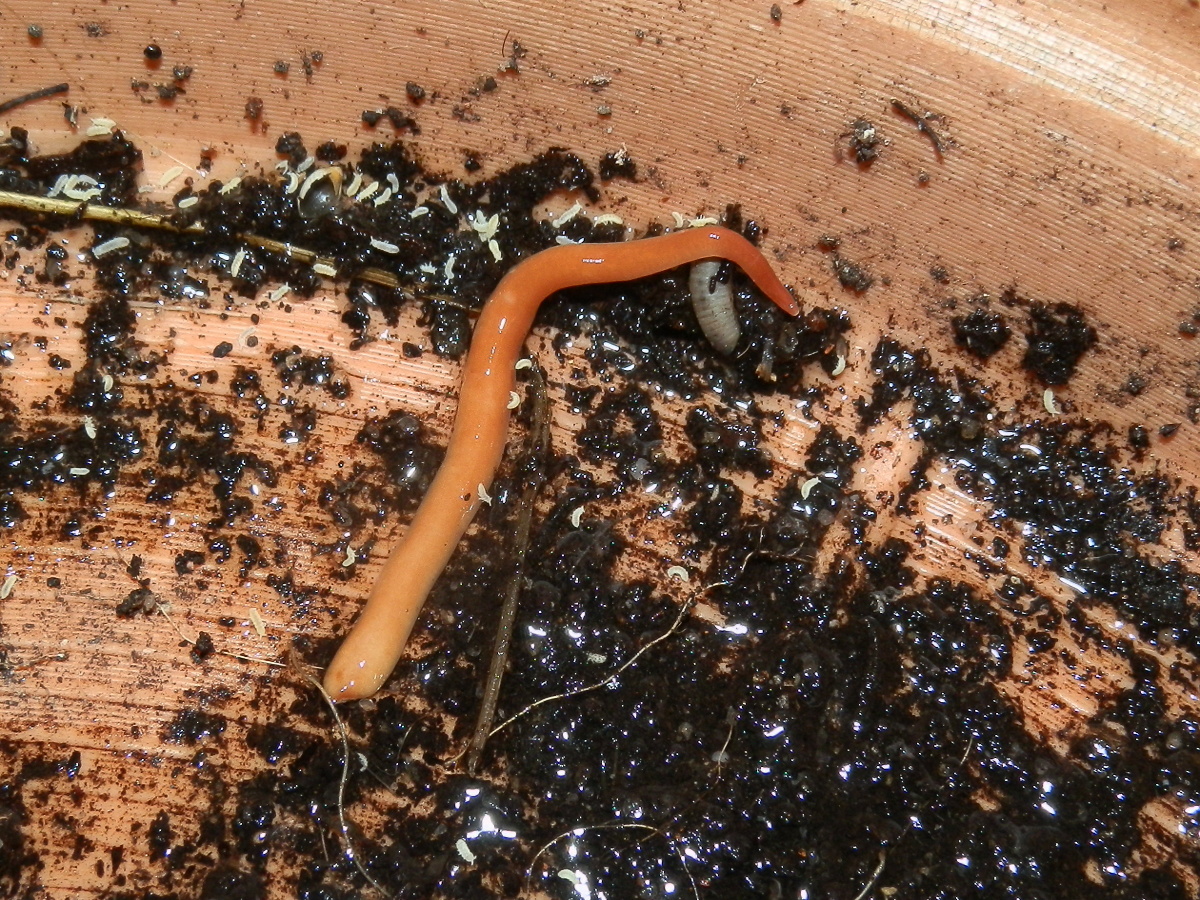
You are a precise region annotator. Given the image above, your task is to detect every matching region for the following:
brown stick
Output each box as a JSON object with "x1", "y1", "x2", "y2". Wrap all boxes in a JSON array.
[{"x1": 465, "y1": 361, "x2": 551, "y2": 774}]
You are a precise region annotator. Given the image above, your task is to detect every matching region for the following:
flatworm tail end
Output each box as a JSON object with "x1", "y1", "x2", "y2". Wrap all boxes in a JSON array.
[{"x1": 704, "y1": 228, "x2": 800, "y2": 317}]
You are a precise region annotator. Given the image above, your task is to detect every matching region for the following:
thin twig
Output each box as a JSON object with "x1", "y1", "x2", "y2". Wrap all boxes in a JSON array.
[
  {"x1": 890, "y1": 98, "x2": 951, "y2": 157},
  {"x1": 487, "y1": 591, "x2": 696, "y2": 738},
  {"x1": 0, "y1": 189, "x2": 203, "y2": 231},
  {"x1": 465, "y1": 360, "x2": 551, "y2": 774},
  {"x1": 0, "y1": 187, "x2": 468, "y2": 304},
  {"x1": 713, "y1": 708, "x2": 737, "y2": 780},
  {"x1": 0, "y1": 83, "x2": 69, "y2": 115}
]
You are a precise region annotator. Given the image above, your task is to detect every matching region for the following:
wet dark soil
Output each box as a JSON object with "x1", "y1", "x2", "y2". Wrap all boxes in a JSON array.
[{"x1": 0, "y1": 128, "x2": 1195, "y2": 900}]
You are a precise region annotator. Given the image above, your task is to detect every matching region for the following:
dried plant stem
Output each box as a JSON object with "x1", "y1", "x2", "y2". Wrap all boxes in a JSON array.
[
  {"x1": 0, "y1": 189, "x2": 202, "y2": 231},
  {"x1": 465, "y1": 361, "x2": 551, "y2": 774},
  {"x1": 0, "y1": 83, "x2": 69, "y2": 114},
  {"x1": 0, "y1": 188, "x2": 449, "y2": 297}
]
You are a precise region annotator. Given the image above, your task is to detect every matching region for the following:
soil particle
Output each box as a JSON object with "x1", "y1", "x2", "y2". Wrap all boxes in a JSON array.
[
  {"x1": 598, "y1": 148, "x2": 636, "y2": 181},
  {"x1": 190, "y1": 631, "x2": 215, "y2": 662},
  {"x1": 953, "y1": 307, "x2": 1011, "y2": 359},
  {"x1": 1020, "y1": 298, "x2": 1098, "y2": 385},
  {"x1": 831, "y1": 255, "x2": 874, "y2": 292},
  {"x1": 115, "y1": 586, "x2": 158, "y2": 617},
  {"x1": 269, "y1": 345, "x2": 350, "y2": 398},
  {"x1": 162, "y1": 708, "x2": 227, "y2": 745},
  {"x1": 843, "y1": 118, "x2": 883, "y2": 164}
]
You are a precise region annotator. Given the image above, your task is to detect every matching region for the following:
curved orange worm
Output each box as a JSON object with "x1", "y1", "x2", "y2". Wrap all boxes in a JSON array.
[{"x1": 324, "y1": 226, "x2": 799, "y2": 700}]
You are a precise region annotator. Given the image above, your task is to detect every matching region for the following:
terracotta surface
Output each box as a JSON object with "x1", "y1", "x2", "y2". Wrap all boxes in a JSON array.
[{"x1": 1, "y1": 0, "x2": 1198, "y2": 896}]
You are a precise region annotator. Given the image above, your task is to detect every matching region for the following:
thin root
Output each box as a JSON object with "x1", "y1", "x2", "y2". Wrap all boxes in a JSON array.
[
  {"x1": 295, "y1": 658, "x2": 393, "y2": 899},
  {"x1": 485, "y1": 539, "x2": 766, "y2": 742},
  {"x1": 154, "y1": 604, "x2": 285, "y2": 669}
]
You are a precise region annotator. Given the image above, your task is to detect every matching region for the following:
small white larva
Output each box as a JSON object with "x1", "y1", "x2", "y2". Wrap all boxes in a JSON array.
[
  {"x1": 248, "y1": 608, "x2": 266, "y2": 636},
  {"x1": 312, "y1": 262, "x2": 338, "y2": 277},
  {"x1": 552, "y1": 202, "x2": 583, "y2": 227},
  {"x1": 666, "y1": 565, "x2": 690, "y2": 582},
  {"x1": 592, "y1": 213, "x2": 624, "y2": 226},
  {"x1": 515, "y1": 358, "x2": 533, "y2": 370},
  {"x1": 159, "y1": 166, "x2": 185, "y2": 189},
  {"x1": 298, "y1": 167, "x2": 333, "y2": 199},
  {"x1": 69, "y1": 467, "x2": 90, "y2": 476},
  {"x1": 569, "y1": 506, "x2": 585, "y2": 528},
  {"x1": 439, "y1": 183, "x2": 458, "y2": 214},
  {"x1": 296, "y1": 156, "x2": 315, "y2": 173},
  {"x1": 268, "y1": 285, "x2": 291, "y2": 302},
  {"x1": 476, "y1": 483, "x2": 493, "y2": 505},
  {"x1": 63, "y1": 175, "x2": 101, "y2": 201},
  {"x1": 443, "y1": 252, "x2": 457, "y2": 280},
  {"x1": 373, "y1": 187, "x2": 393, "y2": 206},
  {"x1": 456, "y1": 839, "x2": 476, "y2": 864},
  {"x1": 470, "y1": 210, "x2": 500, "y2": 242},
  {"x1": 488, "y1": 238, "x2": 502, "y2": 262},
  {"x1": 284, "y1": 171, "x2": 301, "y2": 195},
  {"x1": 102, "y1": 374, "x2": 114, "y2": 392},
  {"x1": 83, "y1": 416, "x2": 97, "y2": 439},
  {"x1": 230, "y1": 247, "x2": 247, "y2": 278},
  {"x1": 342, "y1": 546, "x2": 358, "y2": 567},
  {"x1": 67, "y1": 185, "x2": 103, "y2": 202},
  {"x1": 387, "y1": 172, "x2": 401, "y2": 193},
  {"x1": 1043, "y1": 388, "x2": 1061, "y2": 416},
  {"x1": 86, "y1": 118, "x2": 116, "y2": 136},
  {"x1": 689, "y1": 259, "x2": 739, "y2": 355},
  {"x1": 507, "y1": 391, "x2": 521, "y2": 409},
  {"x1": 0, "y1": 574, "x2": 16, "y2": 600},
  {"x1": 688, "y1": 215, "x2": 719, "y2": 227},
  {"x1": 355, "y1": 181, "x2": 379, "y2": 202},
  {"x1": 219, "y1": 176, "x2": 243, "y2": 195},
  {"x1": 177, "y1": 195, "x2": 199, "y2": 209},
  {"x1": 409, "y1": 205, "x2": 430, "y2": 218},
  {"x1": 345, "y1": 170, "x2": 363, "y2": 197},
  {"x1": 92, "y1": 236, "x2": 131, "y2": 258},
  {"x1": 831, "y1": 355, "x2": 847, "y2": 377},
  {"x1": 672, "y1": 211, "x2": 687, "y2": 229},
  {"x1": 370, "y1": 238, "x2": 400, "y2": 254},
  {"x1": 800, "y1": 476, "x2": 821, "y2": 499}
]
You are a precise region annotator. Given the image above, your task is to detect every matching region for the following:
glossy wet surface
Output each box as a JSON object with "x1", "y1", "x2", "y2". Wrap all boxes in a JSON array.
[{"x1": 0, "y1": 127, "x2": 1197, "y2": 898}]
